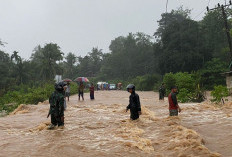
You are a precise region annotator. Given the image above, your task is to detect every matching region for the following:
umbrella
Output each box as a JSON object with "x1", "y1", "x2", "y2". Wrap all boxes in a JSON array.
[
  {"x1": 74, "y1": 77, "x2": 89, "y2": 82},
  {"x1": 63, "y1": 78, "x2": 72, "y2": 82}
]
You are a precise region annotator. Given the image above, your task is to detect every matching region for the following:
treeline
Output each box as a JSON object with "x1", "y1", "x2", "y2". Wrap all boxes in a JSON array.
[{"x1": 0, "y1": 7, "x2": 230, "y2": 96}]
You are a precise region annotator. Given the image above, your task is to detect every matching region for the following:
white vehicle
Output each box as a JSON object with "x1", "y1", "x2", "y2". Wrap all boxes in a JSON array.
[
  {"x1": 109, "y1": 84, "x2": 116, "y2": 90},
  {"x1": 97, "y1": 82, "x2": 108, "y2": 90}
]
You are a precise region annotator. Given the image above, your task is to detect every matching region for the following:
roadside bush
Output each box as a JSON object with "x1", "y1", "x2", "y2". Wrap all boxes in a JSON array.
[
  {"x1": 200, "y1": 58, "x2": 227, "y2": 90},
  {"x1": 0, "y1": 83, "x2": 54, "y2": 113},
  {"x1": 70, "y1": 82, "x2": 78, "y2": 95},
  {"x1": 174, "y1": 72, "x2": 195, "y2": 90},
  {"x1": 23, "y1": 85, "x2": 53, "y2": 104},
  {"x1": 163, "y1": 72, "x2": 204, "y2": 103},
  {"x1": 191, "y1": 84, "x2": 205, "y2": 102},
  {"x1": 177, "y1": 88, "x2": 193, "y2": 103},
  {"x1": 211, "y1": 85, "x2": 229, "y2": 104},
  {"x1": 163, "y1": 73, "x2": 176, "y2": 91}
]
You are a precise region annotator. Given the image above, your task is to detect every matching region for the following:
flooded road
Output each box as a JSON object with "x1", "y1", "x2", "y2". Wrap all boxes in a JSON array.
[{"x1": 0, "y1": 91, "x2": 231, "y2": 157}]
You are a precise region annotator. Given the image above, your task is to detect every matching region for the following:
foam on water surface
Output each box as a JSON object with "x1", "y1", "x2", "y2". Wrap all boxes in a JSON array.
[{"x1": 0, "y1": 91, "x2": 231, "y2": 156}]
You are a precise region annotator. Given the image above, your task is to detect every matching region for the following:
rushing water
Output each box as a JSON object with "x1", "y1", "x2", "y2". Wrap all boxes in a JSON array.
[{"x1": 0, "y1": 91, "x2": 231, "y2": 157}]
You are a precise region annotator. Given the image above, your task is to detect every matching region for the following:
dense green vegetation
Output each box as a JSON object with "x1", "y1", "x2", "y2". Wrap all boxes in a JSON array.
[
  {"x1": 1, "y1": 7, "x2": 231, "y2": 113},
  {"x1": 163, "y1": 72, "x2": 205, "y2": 103},
  {"x1": 0, "y1": 84, "x2": 53, "y2": 113},
  {"x1": 211, "y1": 85, "x2": 229, "y2": 104},
  {"x1": 0, "y1": 82, "x2": 80, "y2": 114}
]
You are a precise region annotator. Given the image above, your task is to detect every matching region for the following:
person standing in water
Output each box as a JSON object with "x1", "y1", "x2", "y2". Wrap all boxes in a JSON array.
[
  {"x1": 168, "y1": 86, "x2": 181, "y2": 116},
  {"x1": 63, "y1": 85, "x2": 67, "y2": 110},
  {"x1": 78, "y1": 82, "x2": 85, "y2": 101},
  {"x1": 65, "y1": 82, "x2": 70, "y2": 101},
  {"x1": 159, "y1": 83, "x2": 166, "y2": 100},
  {"x1": 48, "y1": 82, "x2": 66, "y2": 129},
  {"x1": 89, "y1": 83, "x2": 95, "y2": 100},
  {"x1": 126, "y1": 84, "x2": 141, "y2": 120}
]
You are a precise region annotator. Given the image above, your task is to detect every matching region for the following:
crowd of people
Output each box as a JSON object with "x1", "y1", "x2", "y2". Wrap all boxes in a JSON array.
[{"x1": 47, "y1": 82, "x2": 181, "y2": 129}]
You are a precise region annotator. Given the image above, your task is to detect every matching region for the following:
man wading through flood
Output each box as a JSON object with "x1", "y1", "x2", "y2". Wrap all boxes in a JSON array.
[
  {"x1": 47, "y1": 82, "x2": 66, "y2": 129},
  {"x1": 126, "y1": 84, "x2": 142, "y2": 120},
  {"x1": 168, "y1": 86, "x2": 181, "y2": 116},
  {"x1": 159, "y1": 83, "x2": 166, "y2": 100}
]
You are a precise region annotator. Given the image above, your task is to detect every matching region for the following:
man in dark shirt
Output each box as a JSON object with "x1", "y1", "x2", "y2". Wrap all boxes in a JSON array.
[
  {"x1": 159, "y1": 83, "x2": 166, "y2": 100},
  {"x1": 89, "y1": 83, "x2": 95, "y2": 100},
  {"x1": 126, "y1": 84, "x2": 142, "y2": 120},
  {"x1": 168, "y1": 86, "x2": 181, "y2": 116}
]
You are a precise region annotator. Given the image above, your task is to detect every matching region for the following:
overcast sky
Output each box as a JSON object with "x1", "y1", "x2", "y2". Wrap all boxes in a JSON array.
[{"x1": 0, "y1": 0, "x2": 229, "y2": 59}]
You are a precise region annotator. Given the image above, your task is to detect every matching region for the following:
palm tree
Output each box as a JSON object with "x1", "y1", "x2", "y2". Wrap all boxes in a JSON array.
[
  {"x1": 11, "y1": 51, "x2": 21, "y2": 64},
  {"x1": 31, "y1": 43, "x2": 64, "y2": 81},
  {"x1": 64, "y1": 52, "x2": 77, "y2": 79}
]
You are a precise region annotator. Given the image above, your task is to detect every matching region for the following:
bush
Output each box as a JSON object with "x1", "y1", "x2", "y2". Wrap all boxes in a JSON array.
[
  {"x1": 200, "y1": 58, "x2": 227, "y2": 90},
  {"x1": 211, "y1": 85, "x2": 229, "y2": 103},
  {"x1": 177, "y1": 88, "x2": 193, "y2": 103},
  {"x1": 174, "y1": 72, "x2": 195, "y2": 90},
  {"x1": 70, "y1": 82, "x2": 79, "y2": 95},
  {"x1": 163, "y1": 72, "x2": 204, "y2": 103},
  {"x1": 0, "y1": 83, "x2": 54, "y2": 113},
  {"x1": 191, "y1": 84, "x2": 205, "y2": 102},
  {"x1": 163, "y1": 73, "x2": 176, "y2": 91},
  {"x1": 23, "y1": 85, "x2": 53, "y2": 104}
]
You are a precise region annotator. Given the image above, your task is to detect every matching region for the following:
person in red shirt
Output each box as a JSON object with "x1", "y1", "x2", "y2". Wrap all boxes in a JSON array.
[
  {"x1": 89, "y1": 83, "x2": 95, "y2": 100},
  {"x1": 168, "y1": 86, "x2": 181, "y2": 116}
]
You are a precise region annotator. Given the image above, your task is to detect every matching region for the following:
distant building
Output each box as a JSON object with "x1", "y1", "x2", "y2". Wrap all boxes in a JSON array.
[
  {"x1": 55, "y1": 75, "x2": 62, "y2": 83},
  {"x1": 222, "y1": 71, "x2": 232, "y2": 88}
]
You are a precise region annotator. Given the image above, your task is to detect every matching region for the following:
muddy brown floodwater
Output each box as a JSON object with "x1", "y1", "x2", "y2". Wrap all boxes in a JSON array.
[{"x1": 0, "y1": 91, "x2": 231, "y2": 157}]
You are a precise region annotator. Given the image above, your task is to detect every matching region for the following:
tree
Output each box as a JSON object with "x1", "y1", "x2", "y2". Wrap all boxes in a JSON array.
[
  {"x1": 9, "y1": 51, "x2": 31, "y2": 85},
  {"x1": 11, "y1": 51, "x2": 21, "y2": 64},
  {"x1": 77, "y1": 55, "x2": 92, "y2": 77},
  {"x1": 31, "y1": 43, "x2": 64, "y2": 81},
  {"x1": 154, "y1": 6, "x2": 191, "y2": 39},
  {"x1": 100, "y1": 32, "x2": 156, "y2": 79},
  {"x1": 200, "y1": 9, "x2": 229, "y2": 62},
  {"x1": 0, "y1": 51, "x2": 13, "y2": 94},
  {"x1": 88, "y1": 47, "x2": 103, "y2": 76},
  {"x1": 13, "y1": 60, "x2": 31, "y2": 85},
  {"x1": 200, "y1": 58, "x2": 228, "y2": 89},
  {"x1": 154, "y1": 8, "x2": 212, "y2": 74},
  {"x1": 63, "y1": 52, "x2": 77, "y2": 79},
  {"x1": 211, "y1": 85, "x2": 229, "y2": 104},
  {"x1": 76, "y1": 47, "x2": 103, "y2": 77}
]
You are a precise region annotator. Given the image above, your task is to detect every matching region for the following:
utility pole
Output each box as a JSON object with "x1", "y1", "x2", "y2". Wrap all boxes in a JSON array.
[
  {"x1": 221, "y1": 5, "x2": 232, "y2": 59},
  {"x1": 207, "y1": 1, "x2": 232, "y2": 70}
]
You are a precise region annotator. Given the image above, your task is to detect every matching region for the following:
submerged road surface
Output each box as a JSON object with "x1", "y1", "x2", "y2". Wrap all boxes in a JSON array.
[{"x1": 0, "y1": 91, "x2": 231, "y2": 157}]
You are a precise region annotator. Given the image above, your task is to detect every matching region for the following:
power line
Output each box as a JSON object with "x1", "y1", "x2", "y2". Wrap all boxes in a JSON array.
[
  {"x1": 193, "y1": 8, "x2": 207, "y2": 20},
  {"x1": 193, "y1": 0, "x2": 211, "y2": 20}
]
